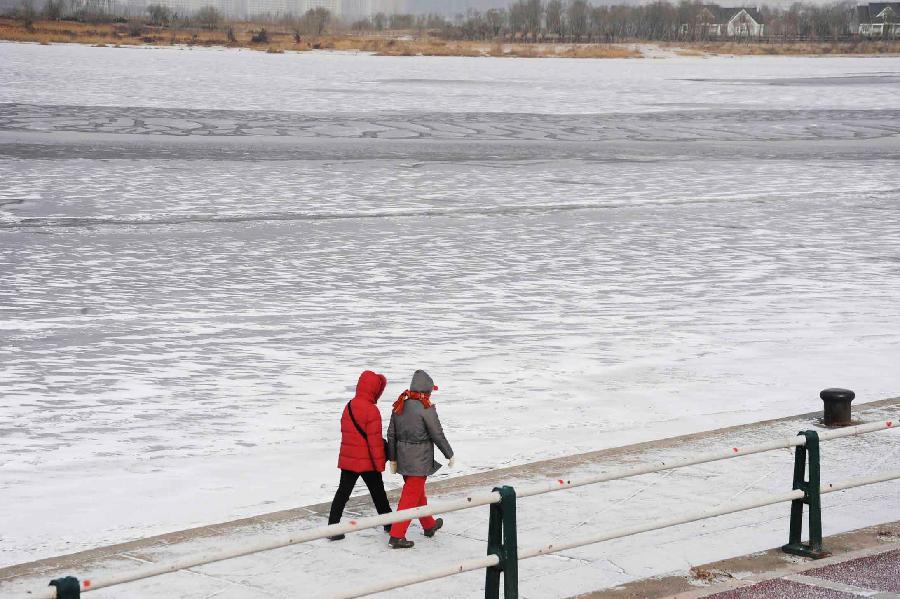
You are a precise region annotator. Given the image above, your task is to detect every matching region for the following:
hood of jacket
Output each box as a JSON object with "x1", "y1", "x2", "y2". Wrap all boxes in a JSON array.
[
  {"x1": 409, "y1": 369, "x2": 435, "y2": 394},
  {"x1": 354, "y1": 370, "x2": 387, "y2": 404}
]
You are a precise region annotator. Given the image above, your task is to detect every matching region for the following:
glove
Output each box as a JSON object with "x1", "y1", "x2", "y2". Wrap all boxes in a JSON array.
[
  {"x1": 389, "y1": 461, "x2": 397, "y2": 474},
  {"x1": 448, "y1": 456, "x2": 456, "y2": 469}
]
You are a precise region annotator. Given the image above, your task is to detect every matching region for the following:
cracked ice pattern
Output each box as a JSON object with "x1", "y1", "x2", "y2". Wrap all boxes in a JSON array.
[{"x1": 2, "y1": 103, "x2": 900, "y2": 142}]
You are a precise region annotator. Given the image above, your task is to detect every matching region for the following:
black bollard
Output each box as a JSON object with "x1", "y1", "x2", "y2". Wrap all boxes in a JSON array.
[
  {"x1": 49, "y1": 576, "x2": 80, "y2": 599},
  {"x1": 820, "y1": 388, "x2": 855, "y2": 427}
]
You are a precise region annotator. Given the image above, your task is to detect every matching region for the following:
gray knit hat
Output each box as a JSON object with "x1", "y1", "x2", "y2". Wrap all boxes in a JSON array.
[{"x1": 409, "y1": 369, "x2": 437, "y2": 393}]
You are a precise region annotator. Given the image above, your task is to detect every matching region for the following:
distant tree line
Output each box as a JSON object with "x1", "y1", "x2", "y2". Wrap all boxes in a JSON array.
[
  {"x1": 352, "y1": 0, "x2": 868, "y2": 42},
  {"x1": 8, "y1": 0, "x2": 886, "y2": 43},
  {"x1": 9, "y1": 0, "x2": 219, "y2": 26},
  {"x1": 12, "y1": 0, "x2": 332, "y2": 37},
  {"x1": 143, "y1": 3, "x2": 218, "y2": 28},
  {"x1": 14, "y1": 0, "x2": 122, "y2": 24},
  {"x1": 350, "y1": 12, "x2": 448, "y2": 33}
]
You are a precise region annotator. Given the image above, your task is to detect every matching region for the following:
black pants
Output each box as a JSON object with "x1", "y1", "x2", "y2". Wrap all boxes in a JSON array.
[{"x1": 328, "y1": 469, "x2": 392, "y2": 524}]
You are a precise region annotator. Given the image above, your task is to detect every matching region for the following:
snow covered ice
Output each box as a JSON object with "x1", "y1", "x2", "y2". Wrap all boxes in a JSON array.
[{"x1": 1, "y1": 43, "x2": 899, "y2": 576}]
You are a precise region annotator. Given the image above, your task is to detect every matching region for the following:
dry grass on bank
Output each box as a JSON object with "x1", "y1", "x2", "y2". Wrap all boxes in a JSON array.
[
  {"x1": 673, "y1": 47, "x2": 706, "y2": 57},
  {"x1": 0, "y1": 19, "x2": 641, "y2": 57},
  {"x1": 0, "y1": 17, "x2": 237, "y2": 46},
  {"x1": 323, "y1": 37, "x2": 484, "y2": 56},
  {"x1": 0, "y1": 18, "x2": 116, "y2": 44},
  {"x1": 483, "y1": 42, "x2": 640, "y2": 58},
  {"x1": 0, "y1": 17, "x2": 343, "y2": 49},
  {"x1": 342, "y1": 38, "x2": 641, "y2": 57}
]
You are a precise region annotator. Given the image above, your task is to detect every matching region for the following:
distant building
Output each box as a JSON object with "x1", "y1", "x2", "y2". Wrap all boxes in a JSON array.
[
  {"x1": 854, "y1": 3, "x2": 900, "y2": 37},
  {"x1": 370, "y1": 0, "x2": 405, "y2": 15},
  {"x1": 682, "y1": 5, "x2": 766, "y2": 38},
  {"x1": 245, "y1": 0, "x2": 291, "y2": 17},
  {"x1": 341, "y1": 0, "x2": 371, "y2": 20}
]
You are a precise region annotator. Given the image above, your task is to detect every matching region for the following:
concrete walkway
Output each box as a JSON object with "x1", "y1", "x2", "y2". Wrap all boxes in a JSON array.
[
  {"x1": 576, "y1": 520, "x2": 900, "y2": 598},
  {"x1": 710, "y1": 545, "x2": 900, "y2": 598},
  {"x1": 707, "y1": 547, "x2": 900, "y2": 598},
  {"x1": 3, "y1": 398, "x2": 898, "y2": 598}
]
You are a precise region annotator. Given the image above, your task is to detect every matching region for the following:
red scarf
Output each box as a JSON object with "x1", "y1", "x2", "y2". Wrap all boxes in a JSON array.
[{"x1": 393, "y1": 390, "x2": 432, "y2": 414}]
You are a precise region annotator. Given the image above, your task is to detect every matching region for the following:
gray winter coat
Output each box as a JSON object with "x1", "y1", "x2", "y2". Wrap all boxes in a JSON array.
[{"x1": 387, "y1": 399, "x2": 454, "y2": 477}]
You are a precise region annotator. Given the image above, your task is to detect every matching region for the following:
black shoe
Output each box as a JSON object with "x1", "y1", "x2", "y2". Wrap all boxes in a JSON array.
[
  {"x1": 328, "y1": 534, "x2": 345, "y2": 541},
  {"x1": 383, "y1": 524, "x2": 392, "y2": 533},
  {"x1": 423, "y1": 518, "x2": 443, "y2": 538},
  {"x1": 389, "y1": 536, "x2": 414, "y2": 549}
]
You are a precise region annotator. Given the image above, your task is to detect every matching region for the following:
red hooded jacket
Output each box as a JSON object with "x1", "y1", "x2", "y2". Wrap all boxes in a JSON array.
[{"x1": 338, "y1": 370, "x2": 388, "y2": 473}]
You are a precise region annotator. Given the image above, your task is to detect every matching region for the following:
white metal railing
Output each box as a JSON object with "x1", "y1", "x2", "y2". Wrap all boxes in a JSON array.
[
  {"x1": 35, "y1": 418, "x2": 895, "y2": 599},
  {"x1": 515, "y1": 419, "x2": 893, "y2": 499},
  {"x1": 34, "y1": 493, "x2": 504, "y2": 599},
  {"x1": 340, "y1": 469, "x2": 900, "y2": 598}
]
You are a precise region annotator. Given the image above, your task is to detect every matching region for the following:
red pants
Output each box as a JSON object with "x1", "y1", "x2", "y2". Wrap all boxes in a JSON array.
[{"x1": 389, "y1": 475, "x2": 436, "y2": 539}]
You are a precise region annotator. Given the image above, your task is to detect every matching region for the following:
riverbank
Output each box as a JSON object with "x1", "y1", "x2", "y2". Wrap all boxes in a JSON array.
[
  {"x1": 4, "y1": 18, "x2": 900, "y2": 57},
  {"x1": 0, "y1": 17, "x2": 638, "y2": 57}
]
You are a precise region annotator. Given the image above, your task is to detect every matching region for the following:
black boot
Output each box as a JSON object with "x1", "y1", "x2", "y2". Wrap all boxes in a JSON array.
[
  {"x1": 328, "y1": 534, "x2": 345, "y2": 541},
  {"x1": 389, "y1": 536, "x2": 414, "y2": 549},
  {"x1": 383, "y1": 525, "x2": 392, "y2": 532},
  {"x1": 423, "y1": 518, "x2": 443, "y2": 538}
]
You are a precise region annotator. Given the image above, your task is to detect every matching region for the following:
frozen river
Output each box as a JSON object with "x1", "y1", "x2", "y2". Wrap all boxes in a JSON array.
[{"x1": 1, "y1": 43, "x2": 900, "y2": 566}]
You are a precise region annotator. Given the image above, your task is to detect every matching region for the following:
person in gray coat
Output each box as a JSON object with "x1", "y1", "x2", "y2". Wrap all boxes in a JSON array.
[{"x1": 386, "y1": 369, "x2": 454, "y2": 548}]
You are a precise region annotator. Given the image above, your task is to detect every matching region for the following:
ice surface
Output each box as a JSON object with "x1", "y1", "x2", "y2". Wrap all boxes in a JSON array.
[
  {"x1": 2, "y1": 43, "x2": 900, "y2": 113},
  {"x1": 1, "y1": 43, "x2": 899, "y2": 570}
]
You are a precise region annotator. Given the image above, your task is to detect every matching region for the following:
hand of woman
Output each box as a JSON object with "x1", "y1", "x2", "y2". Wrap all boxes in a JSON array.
[{"x1": 389, "y1": 461, "x2": 398, "y2": 474}]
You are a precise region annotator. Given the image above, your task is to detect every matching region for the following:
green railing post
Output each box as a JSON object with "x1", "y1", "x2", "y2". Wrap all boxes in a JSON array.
[
  {"x1": 485, "y1": 486, "x2": 518, "y2": 599},
  {"x1": 782, "y1": 430, "x2": 830, "y2": 559}
]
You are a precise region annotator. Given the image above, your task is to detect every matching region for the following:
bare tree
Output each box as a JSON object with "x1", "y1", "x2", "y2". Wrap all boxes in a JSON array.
[
  {"x1": 389, "y1": 13, "x2": 413, "y2": 29},
  {"x1": 485, "y1": 8, "x2": 505, "y2": 37},
  {"x1": 524, "y1": 0, "x2": 542, "y2": 37},
  {"x1": 146, "y1": 3, "x2": 171, "y2": 26},
  {"x1": 18, "y1": 0, "x2": 37, "y2": 31},
  {"x1": 545, "y1": 0, "x2": 563, "y2": 38},
  {"x1": 301, "y1": 7, "x2": 330, "y2": 36},
  {"x1": 509, "y1": 0, "x2": 527, "y2": 36},
  {"x1": 567, "y1": 0, "x2": 589, "y2": 41},
  {"x1": 194, "y1": 5, "x2": 221, "y2": 30},
  {"x1": 43, "y1": 0, "x2": 64, "y2": 20}
]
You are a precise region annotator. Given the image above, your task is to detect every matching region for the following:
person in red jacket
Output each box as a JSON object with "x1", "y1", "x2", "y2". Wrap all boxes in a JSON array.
[{"x1": 327, "y1": 370, "x2": 393, "y2": 541}]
